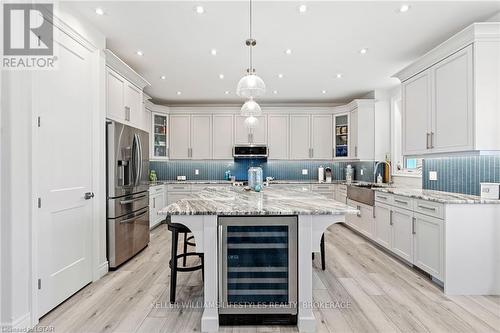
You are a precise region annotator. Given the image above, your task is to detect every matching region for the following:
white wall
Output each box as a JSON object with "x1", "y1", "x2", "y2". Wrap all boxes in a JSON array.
[{"x1": 0, "y1": 4, "x2": 106, "y2": 329}]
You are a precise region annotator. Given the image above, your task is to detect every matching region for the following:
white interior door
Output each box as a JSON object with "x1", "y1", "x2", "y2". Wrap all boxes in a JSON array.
[{"x1": 35, "y1": 30, "x2": 94, "y2": 317}]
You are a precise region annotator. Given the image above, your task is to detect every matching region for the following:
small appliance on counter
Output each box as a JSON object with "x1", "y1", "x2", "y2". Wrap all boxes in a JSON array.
[
  {"x1": 325, "y1": 167, "x2": 332, "y2": 183},
  {"x1": 345, "y1": 165, "x2": 354, "y2": 184},
  {"x1": 318, "y1": 166, "x2": 325, "y2": 183},
  {"x1": 480, "y1": 183, "x2": 500, "y2": 199},
  {"x1": 248, "y1": 167, "x2": 263, "y2": 191}
]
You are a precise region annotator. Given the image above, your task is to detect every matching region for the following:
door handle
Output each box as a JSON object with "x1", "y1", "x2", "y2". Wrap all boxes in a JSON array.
[
  {"x1": 430, "y1": 132, "x2": 434, "y2": 149},
  {"x1": 389, "y1": 210, "x2": 393, "y2": 225},
  {"x1": 412, "y1": 217, "x2": 416, "y2": 234},
  {"x1": 84, "y1": 192, "x2": 95, "y2": 200},
  {"x1": 426, "y1": 133, "x2": 430, "y2": 149}
]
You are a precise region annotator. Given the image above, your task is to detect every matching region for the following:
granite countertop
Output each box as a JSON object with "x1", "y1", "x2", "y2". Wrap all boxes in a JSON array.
[
  {"x1": 374, "y1": 187, "x2": 500, "y2": 204},
  {"x1": 149, "y1": 179, "x2": 389, "y2": 186},
  {"x1": 158, "y1": 186, "x2": 359, "y2": 216}
]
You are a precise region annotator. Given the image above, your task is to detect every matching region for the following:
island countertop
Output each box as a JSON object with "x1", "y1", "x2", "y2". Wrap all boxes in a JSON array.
[{"x1": 158, "y1": 186, "x2": 359, "y2": 216}]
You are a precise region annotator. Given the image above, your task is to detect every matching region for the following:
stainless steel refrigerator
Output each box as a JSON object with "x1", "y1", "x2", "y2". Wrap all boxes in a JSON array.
[{"x1": 106, "y1": 121, "x2": 150, "y2": 269}]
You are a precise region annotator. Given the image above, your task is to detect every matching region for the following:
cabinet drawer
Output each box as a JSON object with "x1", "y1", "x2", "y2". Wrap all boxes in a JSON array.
[
  {"x1": 337, "y1": 185, "x2": 347, "y2": 195},
  {"x1": 149, "y1": 185, "x2": 165, "y2": 194},
  {"x1": 191, "y1": 184, "x2": 228, "y2": 192},
  {"x1": 375, "y1": 192, "x2": 393, "y2": 204},
  {"x1": 392, "y1": 195, "x2": 413, "y2": 210},
  {"x1": 312, "y1": 184, "x2": 335, "y2": 192},
  {"x1": 167, "y1": 183, "x2": 192, "y2": 192},
  {"x1": 413, "y1": 200, "x2": 444, "y2": 219}
]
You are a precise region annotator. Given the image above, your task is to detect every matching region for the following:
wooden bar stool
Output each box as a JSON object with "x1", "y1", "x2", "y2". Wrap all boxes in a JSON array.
[{"x1": 167, "y1": 220, "x2": 204, "y2": 303}]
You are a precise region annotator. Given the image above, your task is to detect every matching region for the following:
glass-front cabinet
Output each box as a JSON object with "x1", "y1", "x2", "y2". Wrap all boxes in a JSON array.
[
  {"x1": 334, "y1": 113, "x2": 349, "y2": 158},
  {"x1": 152, "y1": 113, "x2": 168, "y2": 159}
]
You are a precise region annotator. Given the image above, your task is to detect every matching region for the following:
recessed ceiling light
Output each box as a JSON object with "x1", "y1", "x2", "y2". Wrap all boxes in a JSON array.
[
  {"x1": 136, "y1": 50, "x2": 144, "y2": 56},
  {"x1": 160, "y1": 75, "x2": 166, "y2": 80},
  {"x1": 285, "y1": 49, "x2": 292, "y2": 55},
  {"x1": 359, "y1": 48, "x2": 368, "y2": 55},
  {"x1": 278, "y1": 73, "x2": 284, "y2": 78},
  {"x1": 194, "y1": 5, "x2": 204, "y2": 14},
  {"x1": 176, "y1": 91, "x2": 182, "y2": 95},
  {"x1": 399, "y1": 4, "x2": 410, "y2": 13},
  {"x1": 322, "y1": 90, "x2": 327, "y2": 94},
  {"x1": 95, "y1": 8, "x2": 104, "y2": 16},
  {"x1": 336, "y1": 73, "x2": 343, "y2": 78},
  {"x1": 224, "y1": 91, "x2": 230, "y2": 95},
  {"x1": 219, "y1": 74, "x2": 225, "y2": 79},
  {"x1": 211, "y1": 49, "x2": 217, "y2": 55},
  {"x1": 273, "y1": 90, "x2": 278, "y2": 94},
  {"x1": 298, "y1": 4, "x2": 307, "y2": 13}
]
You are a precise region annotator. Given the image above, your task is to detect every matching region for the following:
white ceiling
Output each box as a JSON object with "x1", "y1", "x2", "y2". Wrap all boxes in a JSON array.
[{"x1": 68, "y1": 1, "x2": 500, "y2": 105}]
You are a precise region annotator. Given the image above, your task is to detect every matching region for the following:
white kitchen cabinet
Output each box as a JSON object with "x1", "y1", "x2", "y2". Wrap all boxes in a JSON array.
[
  {"x1": 396, "y1": 23, "x2": 500, "y2": 155},
  {"x1": 124, "y1": 82, "x2": 142, "y2": 126},
  {"x1": 169, "y1": 115, "x2": 191, "y2": 159},
  {"x1": 374, "y1": 203, "x2": 391, "y2": 249},
  {"x1": 432, "y1": 46, "x2": 473, "y2": 152},
  {"x1": 333, "y1": 113, "x2": 349, "y2": 158},
  {"x1": 311, "y1": 115, "x2": 333, "y2": 159},
  {"x1": 106, "y1": 68, "x2": 126, "y2": 122},
  {"x1": 234, "y1": 115, "x2": 267, "y2": 144},
  {"x1": 346, "y1": 199, "x2": 374, "y2": 238},
  {"x1": 349, "y1": 108, "x2": 358, "y2": 159},
  {"x1": 311, "y1": 183, "x2": 335, "y2": 199},
  {"x1": 391, "y1": 207, "x2": 414, "y2": 262},
  {"x1": 191, "y1": 115, "x2": 212, "y2": 159},
  {"x1": 267, "y1": 114, "x2": 289, "y2": 159},
  {"x1": 149, "y1": 186, "x2": 166, "y2": 229},
  {"x1": 151, "y1": 113, "x2": 168, "y2": 159},
  {"x1": 289, "y1": 115, "x2": 311, "y2": 159},
  {"x1": 413, "y1": 212, "x2": 443, "y2": 279},
  {"x1": 402, "y1": 70, "x2": 431, "y2": 155},
  {"x1": 212, "y1": 114, "x2": 234, "y2": 159}
]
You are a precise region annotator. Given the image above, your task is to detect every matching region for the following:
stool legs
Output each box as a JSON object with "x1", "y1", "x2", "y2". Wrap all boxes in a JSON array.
[
  {"x1": 183, "y1": 233, "x2": 188, "y2": 267},
  {"x1": 320, "y1": 234, "x2": 325, "y2": 271},
  {"x1": 170, "y1": 229, "x2": 179, "y2": 304}
]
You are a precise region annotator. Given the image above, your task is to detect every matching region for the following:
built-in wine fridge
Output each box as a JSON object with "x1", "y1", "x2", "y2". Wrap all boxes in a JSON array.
[{"x1": 218, "y1": 216, "x2": 298, "y2": 325}]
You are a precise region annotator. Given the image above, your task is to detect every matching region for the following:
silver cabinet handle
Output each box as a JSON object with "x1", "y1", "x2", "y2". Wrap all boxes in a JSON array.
[
  {"x1": 311, "y1": 148, "x2": 314, "y2": 158},
  {"x1": 377, "y1": 195, "x2": 388, "y2": 200},
  {"x1": 431, "y1": 132, "x2": 434, "y2": 149},
  {"x1": 412, "y1": 217, "x2": 416, "y2": 234},
  {"x1": 373, "y1": 207, "x2": 376, "y2": 218},
  {"x1": 394, "y1": 199, "x2": 409, "y2": 205},
  {"x1": 389, "y1": 210, "x2": 393, "y2": 225},
  {"x1": 356, "y1": 205, "x2": 361, "y2": 217},
  {"x1": 120, "y1": 209, "x2": 148, "y2": 224},
  {"x1": 124, "y1": 106, "x2": 131, "y2": 121},
  {"x1": 426, "y1": 133, "x2": 430, "y2": 149},
  {"x1": 153, "y1": 197, "x2": 156, "y2": 209},
  {"x1": 172, "y1": 186, "x2": 186, "y2": 190},
  {"x1": 418, "y1": 204, "x2": 436, "y2": 212},
  {"x1": 120, "y1": 194, "x2": 147, "y2": 205},
  {"x1": 332, "y1": 148, "x2": 335, "y2": 158},
  {"x1": 355, "y1": 146, "x2": 358, "y2": 157}
]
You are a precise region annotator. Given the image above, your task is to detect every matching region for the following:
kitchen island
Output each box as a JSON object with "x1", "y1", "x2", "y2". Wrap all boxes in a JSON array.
[{"x1": 159, "y1": 186, "x2": 357, "y2": 333}]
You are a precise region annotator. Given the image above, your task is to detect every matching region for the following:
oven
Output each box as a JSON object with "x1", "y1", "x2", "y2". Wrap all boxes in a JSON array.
[{"x1": 218, "y1": 216, "x2": 298, "y2": 322}]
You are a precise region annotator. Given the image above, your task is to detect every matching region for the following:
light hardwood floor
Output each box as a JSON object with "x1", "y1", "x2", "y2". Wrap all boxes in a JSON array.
[{"x1": 38, "y1": 223, "x2": 500, "y2": 333}]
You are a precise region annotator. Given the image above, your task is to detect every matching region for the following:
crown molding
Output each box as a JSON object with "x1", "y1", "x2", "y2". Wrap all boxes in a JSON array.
[
  {"x1": 393, "y1": 22, "x2": 500, "y2": 82},
  {"x1": 105, "y1": 49, "x2": 150, "y2": 89}
]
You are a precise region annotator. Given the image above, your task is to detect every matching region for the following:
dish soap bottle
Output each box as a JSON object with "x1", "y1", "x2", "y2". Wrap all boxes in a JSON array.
[{"x1": 377, "y1": 173, "x2": 383, "y2": 184}]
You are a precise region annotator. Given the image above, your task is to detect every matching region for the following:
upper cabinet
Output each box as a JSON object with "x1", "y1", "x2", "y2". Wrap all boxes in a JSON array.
[
  {"x1": 105, "y1": 50, "x2": 150, "y2": 131},
  {"x1": 169, "y1": 115, "x2": 191, "y2": 159},
  {"x1": 267, "y1": 114, "x2": 289, "y2": 159},
  {"x1": 395, "y1": 23, "x2": 500, "y2": 155},
  {"x1": 213, "y1": 114, "x2": 234, "y2": 159},
  {"x1": 169, "y1": 114, "x2": 212, "y2": 160},
  {"x1": 311, "y1": 115, "x2": 333, "y2": 159},
  {"x1": 289, "y1": 115, "x2": 311, "y2": 159},
  {"x1": 334, "y1": 114, "x2": 349, "y2": 158},
  {"x1": 151, "y1": 112, "x2": 168, "y2": 160},
  {"x1": 234, "y1": 115, "x2": 267, "y2": 144}
]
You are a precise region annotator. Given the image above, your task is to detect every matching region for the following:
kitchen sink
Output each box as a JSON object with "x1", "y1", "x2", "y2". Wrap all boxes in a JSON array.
[{"x1": 347, "y1": 184, "x2": 377, "y2": 206}]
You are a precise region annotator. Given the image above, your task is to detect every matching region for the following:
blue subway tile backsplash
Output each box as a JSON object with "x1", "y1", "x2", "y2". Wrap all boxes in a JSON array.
[
  {"x1": 422, "y1": 155, "x2": 500, "y2": 196},
  {"x1": 150, "y1": 159, "x2": 383, "y2": 183}
]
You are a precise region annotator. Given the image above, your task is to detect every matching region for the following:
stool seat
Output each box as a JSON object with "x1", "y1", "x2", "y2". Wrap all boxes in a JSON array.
[{"x1": 167, "y1": 220, "x2": 204, "y2": 304}]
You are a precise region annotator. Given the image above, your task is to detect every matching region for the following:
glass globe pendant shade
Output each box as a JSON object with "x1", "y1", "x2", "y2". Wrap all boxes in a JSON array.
[
  {"x1": 240, "y1": 99, "x2": 262, "y2": 116},
  {"x1": 236, "y1": 73, "x2": 266, "y2": 98},
  {"x1": 244, "y1": 115, "x2": 259, "y2": 129}
]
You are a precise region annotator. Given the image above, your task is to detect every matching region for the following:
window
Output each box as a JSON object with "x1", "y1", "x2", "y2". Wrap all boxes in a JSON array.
[{"x1": 391, "y1": 93, "x2": 422, "y2": 176}]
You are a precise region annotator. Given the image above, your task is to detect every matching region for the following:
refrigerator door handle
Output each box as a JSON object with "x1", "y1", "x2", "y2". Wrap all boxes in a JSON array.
[{"x1": 136, "y1": 133, "x2": 143, "y2": 185}]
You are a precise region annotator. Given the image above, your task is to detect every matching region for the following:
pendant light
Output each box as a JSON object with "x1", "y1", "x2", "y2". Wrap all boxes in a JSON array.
[
  {"x1": 236, "y1": 0, "x2": 266, "y2": 100},
  {"x1": 240, "y1": 98, "x2": 262, "y2": 116}
]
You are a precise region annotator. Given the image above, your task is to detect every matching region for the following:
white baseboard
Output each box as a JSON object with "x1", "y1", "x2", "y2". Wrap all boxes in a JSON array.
[
  {"x1": 2, "y1": 312, "x2": 32, "y2": 330},
  {"x1": 93, "y1": 261, "x2": 108, "y2": 282}
]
